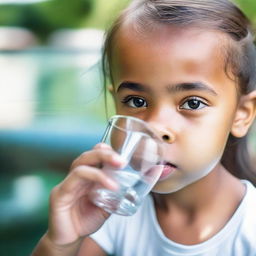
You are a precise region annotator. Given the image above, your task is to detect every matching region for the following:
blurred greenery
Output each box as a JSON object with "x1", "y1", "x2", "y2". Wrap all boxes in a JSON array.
[
  {"x1": 0, "y1": 0, "x2": 130, "y2": 41},
  {"x1": 0, "y1": 0, "x2": 255, "y2": 32},
  {"x1": 0, "y1": 0, "x2": 254, "y2": 42},
  {"x1": 0, "y1": 0, "x2": 93, "y2": 40},
  {"x1": 235, "y1": 0, "x2": 256, "y2": 24},
  {"x1": 82, "y1": 0, "x2": 130, "y2": 28}
]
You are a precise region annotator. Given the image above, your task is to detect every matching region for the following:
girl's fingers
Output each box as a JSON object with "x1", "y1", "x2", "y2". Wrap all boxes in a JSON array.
[
  {"x1": 51, "y1": 165, "x2": 118, "y2": 206},
  {"x1": 93, "y1": 142, "x2": 112, "y2": 150},
  {"x1": 51, "y1": 145, "x2": 126, "y2": 206},
  {"x1": 71, "y1": 147, "x2": 126, "y2": 170},
  {"x1": 73, "y1": 165, "x2": 117, "y2": 189}
]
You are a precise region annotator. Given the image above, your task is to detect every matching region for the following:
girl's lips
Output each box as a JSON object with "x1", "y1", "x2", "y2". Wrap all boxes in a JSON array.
[{"x1": 159, "y1": 162, "x2": 177, "y2": 181}]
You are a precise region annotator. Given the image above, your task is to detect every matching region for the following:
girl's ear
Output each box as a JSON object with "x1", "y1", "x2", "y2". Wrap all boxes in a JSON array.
[{"x1": 231, "y1": 90, "x2": 256, "y2": 138}]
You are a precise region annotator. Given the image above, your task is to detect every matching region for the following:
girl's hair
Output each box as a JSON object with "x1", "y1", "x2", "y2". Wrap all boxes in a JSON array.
[{"x1": 102, "y1": 0, "x2": 256, "y2": 184}]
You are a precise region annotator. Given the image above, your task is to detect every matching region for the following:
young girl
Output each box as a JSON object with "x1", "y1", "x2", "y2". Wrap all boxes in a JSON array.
[{"x1": 33, "y1": 0, "x2": 256, "y2": 255}]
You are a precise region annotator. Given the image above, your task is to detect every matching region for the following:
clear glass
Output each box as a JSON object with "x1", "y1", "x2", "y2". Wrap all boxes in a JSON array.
[{"x1": 90, "y1": 115, "x2": 164, "y2": 216}]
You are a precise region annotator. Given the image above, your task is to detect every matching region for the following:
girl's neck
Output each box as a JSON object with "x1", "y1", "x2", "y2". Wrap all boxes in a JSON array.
[
  {"x1": 153, "y1": 164, "x2": 245, "y2": 214},
  {"x1": 152, "y1": 164, "x2": 246, "y2": 244}
]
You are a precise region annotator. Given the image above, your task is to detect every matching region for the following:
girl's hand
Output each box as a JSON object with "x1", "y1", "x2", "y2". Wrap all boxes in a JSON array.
[{"x1": 46, "y1": 143, "x2": 124, "y2": 246}]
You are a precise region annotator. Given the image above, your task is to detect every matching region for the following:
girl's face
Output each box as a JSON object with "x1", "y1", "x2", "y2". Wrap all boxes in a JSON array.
[{"x1": 111, "y1": 25, "x2": 239, "y2": 193}]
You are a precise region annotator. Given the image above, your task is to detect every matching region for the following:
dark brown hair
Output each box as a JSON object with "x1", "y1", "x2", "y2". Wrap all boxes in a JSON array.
[{"x1": 102, "y1": 0, "x2": 256, "y2": 184}]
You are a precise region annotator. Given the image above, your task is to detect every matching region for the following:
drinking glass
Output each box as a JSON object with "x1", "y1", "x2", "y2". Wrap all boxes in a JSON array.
[{"x1": 90, "y1": 115, "x2": 164, "y2": 216}]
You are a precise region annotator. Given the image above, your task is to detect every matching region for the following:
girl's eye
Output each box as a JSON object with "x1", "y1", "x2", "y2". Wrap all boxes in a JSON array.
[
  {"x1": 122, "y1": 96, "x2": 147, "y2": 108},
  {"x1": 180, "y1": 97, "x2": 207, "y2": 110}
]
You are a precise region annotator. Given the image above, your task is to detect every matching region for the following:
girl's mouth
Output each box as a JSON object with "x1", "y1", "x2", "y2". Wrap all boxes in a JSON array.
[{"x1": 159, "y1": 161, "x2": 177, "y2": 181}]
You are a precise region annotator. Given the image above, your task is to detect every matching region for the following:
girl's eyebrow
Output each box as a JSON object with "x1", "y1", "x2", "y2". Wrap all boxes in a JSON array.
[
  {"x1": 168, "y1": 82, "x2": 218, "y2": 96},
  {"x1": 117, "y1": 81, "x2": 218, "y2": 96},
  {"x1": 117, "y1": 82, "x2": 148, "y2": 93}
]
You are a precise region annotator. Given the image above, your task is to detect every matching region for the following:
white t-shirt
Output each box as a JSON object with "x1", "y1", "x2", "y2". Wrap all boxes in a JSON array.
[{"x1": 90, "y1": 180, "x2": 256, "y2": 256}]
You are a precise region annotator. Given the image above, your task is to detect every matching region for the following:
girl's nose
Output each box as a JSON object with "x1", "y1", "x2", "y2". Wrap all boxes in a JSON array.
[
  {"x1": 161, "y1": 134, "x2": 173, "y2": 143},
  {"x1": 144, "y1": 106, "x2": 177, "y2": 144},
  {"x1": 147, "y1": 120, "x2": 175, "y2": 144}
]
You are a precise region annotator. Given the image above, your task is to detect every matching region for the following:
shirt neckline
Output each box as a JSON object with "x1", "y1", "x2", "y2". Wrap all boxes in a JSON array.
[{"x1": 148, "y1": 180, "x2": 252, "y2": 254}]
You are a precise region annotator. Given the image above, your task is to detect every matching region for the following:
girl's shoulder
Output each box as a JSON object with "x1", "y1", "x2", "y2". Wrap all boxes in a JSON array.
[
  {"x1": 241, "y1": 180, "x2": 256, "y2": 210},
  {"x1": 240, "y1": 179, "x2": 256, "y2": 218},
  {"x1": 235, "y1": 180, "x2": 256, "y2": 245}
]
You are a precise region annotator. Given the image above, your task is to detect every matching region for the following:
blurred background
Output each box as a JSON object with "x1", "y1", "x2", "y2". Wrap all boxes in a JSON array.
[{"x1": 0, "y1": 0, "x2": 255, "y2": 255}]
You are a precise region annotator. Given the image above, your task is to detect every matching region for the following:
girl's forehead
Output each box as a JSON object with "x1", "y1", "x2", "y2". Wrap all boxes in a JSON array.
[
  {"x1": 114, "y1": 24, "x2": 227, "y2": 68},
  {"x1": 111, "y1": 23, "x2": 237, "y2": 96},
  {"x1": 118, "y1": 22, "x2": 226, "y2": 48}
]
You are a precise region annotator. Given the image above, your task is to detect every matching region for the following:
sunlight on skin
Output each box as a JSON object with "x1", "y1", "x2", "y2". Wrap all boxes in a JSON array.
[{"x1": 200, "y1": 225, "x2": 215, "y2": 241}]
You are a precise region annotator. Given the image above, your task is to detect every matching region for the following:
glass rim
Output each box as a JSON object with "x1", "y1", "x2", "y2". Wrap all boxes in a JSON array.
[{"x1": 108, "y1": 115, "x2": 163, "y2": 143}]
